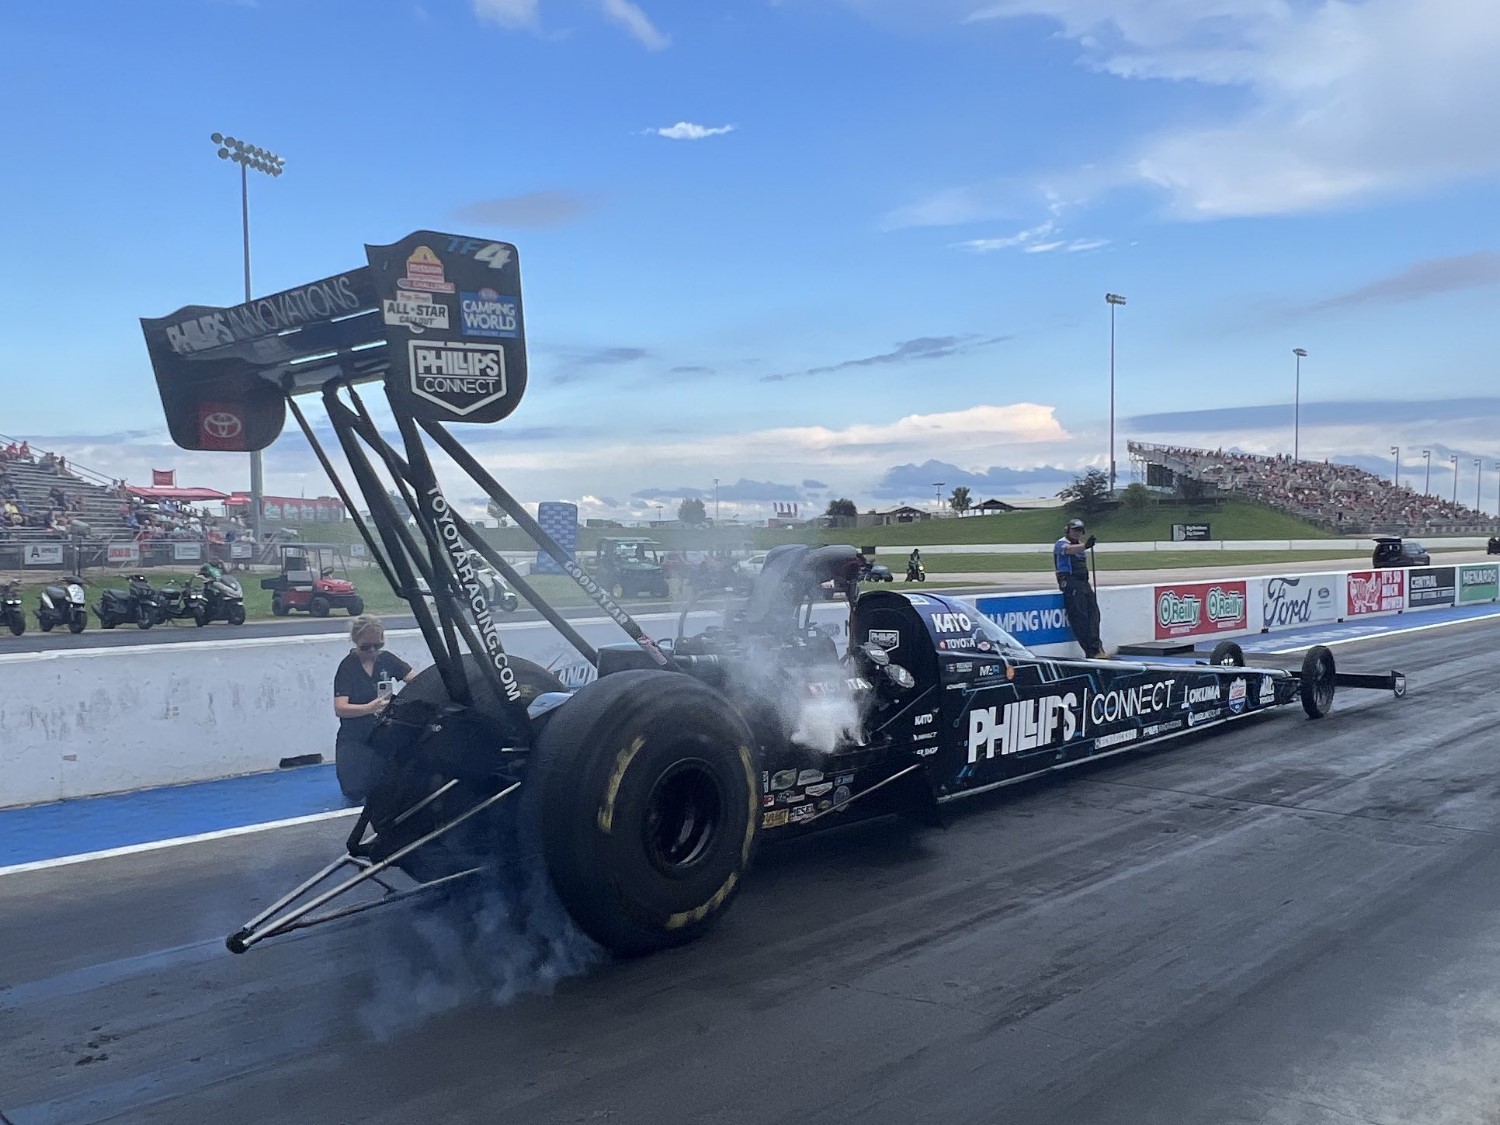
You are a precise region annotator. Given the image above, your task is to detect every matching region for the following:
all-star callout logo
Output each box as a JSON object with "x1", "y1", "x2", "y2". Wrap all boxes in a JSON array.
[{"x1": 399, "y1": 246, "x2": 456, "y2": 294}]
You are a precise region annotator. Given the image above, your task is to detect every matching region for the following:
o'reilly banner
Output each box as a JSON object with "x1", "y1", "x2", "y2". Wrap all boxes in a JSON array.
[
  {"x1": 1259, "y1": 574, "x2": 1339, "y2": 630},
  {"x1": 1458, "y1": 563, "x2": 1500, "y2": 605},
  {"x1": 366, "y1": 231, "x2": 528, "y2": 424},
  {"x1": 1408, "y1": 566, "x2": 1456, "y2": 609},
  {"x1": 1171, "y1": 523, "x2": 1211, "y2": 542}
]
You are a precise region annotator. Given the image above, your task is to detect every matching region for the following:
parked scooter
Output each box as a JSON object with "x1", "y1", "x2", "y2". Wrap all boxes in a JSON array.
[
  {"x1": 156, "y1": 576, "x2": 208, "y2": 625},
  {"x1": 36, "y1": 575, "x2": 88, "y2": 634},
  {"x1": 1, "y1": 580, "x2": 25, "y2": 636},
  {"x1": 905, "y1": 559, "x2": 926, "y2": 582},
  {"x1": 197, "y1": 562, "x2": 247, "y2": 625},
  {"x1": 96, "y1": 573, "x2": 162, "y2": 630}
]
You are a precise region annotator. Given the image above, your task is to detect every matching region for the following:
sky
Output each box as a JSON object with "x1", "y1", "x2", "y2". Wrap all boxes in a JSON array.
[{"x1": 2, "y1": 0, "x2": 1499, "y2": 522}]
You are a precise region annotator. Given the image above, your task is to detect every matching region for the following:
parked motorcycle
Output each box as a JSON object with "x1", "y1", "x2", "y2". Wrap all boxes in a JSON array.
[
  {"x1": 2, "y1": 580, "x2": 25, "y2": 636},
  {"x1": 197, "y1": 562, "x2": 247, "y2": 625},
  {"x1": 96, "y1": 573, "x2": 162, "y2": 630},
  {"x1": 156, "y1": 577, "x2": 208, "y2": 625},
  {"x1": 36, "y1": 575, "x2": 88, "y2": 634}
]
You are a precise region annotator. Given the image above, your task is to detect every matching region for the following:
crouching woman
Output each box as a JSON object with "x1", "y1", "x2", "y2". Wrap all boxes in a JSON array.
[{"x1": 333, "y1": 615, "x2": 416, "y2": 804}]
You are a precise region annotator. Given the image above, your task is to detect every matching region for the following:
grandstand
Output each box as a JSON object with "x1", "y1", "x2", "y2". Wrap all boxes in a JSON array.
[
  {"x1": 1129, "y1": 442, "x2": 1500, "y2": 536},
  {"x1": 0, "y1": 439, "x2": 132, "y2": 547}
]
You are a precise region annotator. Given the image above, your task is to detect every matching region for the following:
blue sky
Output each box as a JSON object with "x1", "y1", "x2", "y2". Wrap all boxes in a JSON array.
[{"x1": 3, "y1": 0, "x2": 1499, "y2": 520}]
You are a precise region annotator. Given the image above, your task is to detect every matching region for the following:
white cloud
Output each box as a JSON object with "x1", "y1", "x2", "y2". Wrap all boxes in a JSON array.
[
  {"x1": 601, "y1": 0, "x2": 670, "y2": 49},
  {"x1": 954, "y1": 221, "x2": 1107, "y2": 255},
  {"x1": 652, "y1": 121, "x2": 737, "y2": 141},
  {"x1": 966, "y1": 0, "x2": 1500, "y2": 218},
  {"x1": 472, "y1": 0, "x2": 539, "y2": 29}
]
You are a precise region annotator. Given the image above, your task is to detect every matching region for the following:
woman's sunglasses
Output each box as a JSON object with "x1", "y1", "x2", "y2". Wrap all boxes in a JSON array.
[{"x1": 358, "y1": 642, "x2": 384, "y2": 653}]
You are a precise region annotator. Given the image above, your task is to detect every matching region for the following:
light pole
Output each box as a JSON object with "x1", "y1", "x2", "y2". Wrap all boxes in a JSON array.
[
  {"x1": 1106, "y1": 293, "x2": 1127, "y2": 490},
  {"x1": 1451, "y1": 455, "x2": 1459, "y2": 504},
  {"x1": 1476, "y1": 459, "x2": 1482, "y2": 512},
  {"x1": 212, "y1": 132, "x2": 283, "y2": 551},
  {"x1": 1391, "y1": 446, "x2": 1400, "y2": 488},
  {"x1": 932, "y1": 481, "x2": 945, "y2": 515},
  {"x1": 1292, "y1": 348, "x2": 1307, "y2": 461},
  {"x1": 712, "y1": 478, "x2": 719, "y2": 522},
  {"x1": 1422, "y1": 449, "x2": 1431, "y2": 493}
]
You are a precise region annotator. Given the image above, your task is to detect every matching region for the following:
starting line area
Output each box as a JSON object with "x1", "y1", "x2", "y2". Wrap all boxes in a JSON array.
[{"x1": 4, "y1": 602, "x2": 1499, "y2": 876}]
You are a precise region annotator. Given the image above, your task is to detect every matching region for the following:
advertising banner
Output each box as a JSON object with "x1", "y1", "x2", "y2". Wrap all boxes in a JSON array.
[
  {"x1": 23, "y1": 544, "x2": 64, "y2": 567},
  {"x1": 350, "y1": 542, "x2": 367, "y2": 558},
  {"x1": 975, "y1": 592, "x2": 1074, "y2": 647},
  {"x1": 1407, "y1": 566, "x2": 1456, "y2": 609},
  {"x1": 230, "y1": 541, "x2": 252, "y2": 560},
  {"x1": 1154, "y1": 580, "x2": 1248, "y2": 640},
  {"x1": 1259, "y1": 573, "x2": 1341, "y2": 631},
  {"x1": 534, "y1": 501, "x2": 580, "y2": 576},
  {"x1": 1346, "y1": 569, "x2": 1406, "y2": 616},
  {"x1": 173, "y1": 542, "x2": 203, "y2": 562},
  {"x1": 107, "y1": 542, "x2": 140, "y2": 565},
  {"x1": 1171, "y1": 523, "x2": 1211, "y2": 542},
  {"x1": 1458, "y1": 563, "x2": 1499, "y2": 605}
]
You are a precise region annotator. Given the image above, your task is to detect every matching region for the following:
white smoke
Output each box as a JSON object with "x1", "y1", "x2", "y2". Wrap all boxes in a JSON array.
[{"x1": 789, "y1": 692, "x2": 863, "y2": 756}]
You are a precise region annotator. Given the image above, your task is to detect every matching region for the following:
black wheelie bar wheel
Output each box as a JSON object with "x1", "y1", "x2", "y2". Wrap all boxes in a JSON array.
[
  {"x1": 1299, "y1": 645, "x2": 1336, "y2": 719},
  {"x1": 530, "y1": 669, "x2": 759, "y2": 957},
  {"x1": 1209, "y1": 640, "x2": 1245, "y2": 667}
]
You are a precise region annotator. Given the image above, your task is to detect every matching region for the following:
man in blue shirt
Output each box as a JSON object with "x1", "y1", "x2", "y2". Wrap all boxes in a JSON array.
[{"x1": 1055, "y1": 518, "x2": 1106, "y2": 658}]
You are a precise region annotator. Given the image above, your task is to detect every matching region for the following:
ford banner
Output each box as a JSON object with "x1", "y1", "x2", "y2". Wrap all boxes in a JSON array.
[
  {"x1": 974, "y1": 592, "x2": 1074, "y2": 647},
  {"x1": 1258, "y1": 573, "x2": 1340, "y2": 631}
]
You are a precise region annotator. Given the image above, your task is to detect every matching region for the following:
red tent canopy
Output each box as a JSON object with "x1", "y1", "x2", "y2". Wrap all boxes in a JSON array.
[{"x1": 127, "y1": 486, "x2": 230, "y2": 501}]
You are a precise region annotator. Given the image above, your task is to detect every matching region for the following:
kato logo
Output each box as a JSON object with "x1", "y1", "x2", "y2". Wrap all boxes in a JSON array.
[
  {"x1": 407, "y1": 340, "x2": 508, "y2": 416},
  {"x1": 967, "y1": 693, "x2": 1080, "y2": 762},
  {"x1": 931, "y1": 612, "x2": 972, "y2": 634}
]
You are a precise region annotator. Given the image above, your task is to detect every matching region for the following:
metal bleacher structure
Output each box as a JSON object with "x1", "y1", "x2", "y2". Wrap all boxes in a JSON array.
[
  {"x1": 0, "y1": 440, "x2": 131, "y2": 550},
  {"x1": 1129, "y1": 441, "x2": 1500, "y2": 537}
]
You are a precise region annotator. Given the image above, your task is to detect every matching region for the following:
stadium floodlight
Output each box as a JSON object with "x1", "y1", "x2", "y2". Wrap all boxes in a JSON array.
[
  {"x1": 1291, "y1": 349, "x2": 1308, "y2": 461},
  {"x1": 932, "y1": 481, "x2": 945, "y2": 514},
  {"x1": 1422, "y1": 449, "x2": 1431, "y2": 494},
  {"x1": 1451, "y1": 454, "x2": 1460, "y2": 504},
  {"x1": 1476, "y1": 459, "x2": 1482, "y2": 512},
  {"x1": 1391, "y1": 446, "x2": 1400, "y2": 489},
  {"x1": 1105, "y1": 293, "x2": 1127, "y2": 491},
  {"x1": 210, "y1": 132, "x2": 285, "y2": 549}
]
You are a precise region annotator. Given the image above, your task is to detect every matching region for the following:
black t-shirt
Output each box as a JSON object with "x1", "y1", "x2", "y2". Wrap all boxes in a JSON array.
[{"x1": 333, "y1": 650, "x2": 413, "y2": 742}]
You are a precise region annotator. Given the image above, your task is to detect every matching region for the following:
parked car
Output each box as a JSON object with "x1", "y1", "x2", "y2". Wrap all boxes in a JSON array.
[
  {"x1": 1372, "y1": 536, "x2": 1430, "y2": 568},
  {"x1": 737, "y1": 553, "x2": 768, "y2": 578}
]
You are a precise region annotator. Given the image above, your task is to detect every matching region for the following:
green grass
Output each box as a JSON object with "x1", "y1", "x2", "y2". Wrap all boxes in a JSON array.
[{"x1": 909, "y1": 548, "x2": 1367, "y2": 575}]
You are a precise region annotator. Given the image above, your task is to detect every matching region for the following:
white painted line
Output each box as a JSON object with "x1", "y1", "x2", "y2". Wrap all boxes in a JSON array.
[
  {"x1": 1265, "y1": 609, "x2": 1500, "y2": 654},
  {"x1": 0, "y1": 806, "x2": 361, "y2": 878}
]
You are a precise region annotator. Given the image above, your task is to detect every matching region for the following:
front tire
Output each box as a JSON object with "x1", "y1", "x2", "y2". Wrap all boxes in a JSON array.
[
  {"x1": 136, "y1": 604, "x2": 154, "y2": 630},
  {"x1": 344, "y1": 597, "x2": 364, "y2": 617},
  {"x1": 531, "y1": 669, "x2": 758, "y2": 957},
  {"x1": 310, "y1": 596, "x2": 331, "y2": 618},
  {"x1": 39, "y1": 616, "x2": 55, "y2": 633},
  {"x1": 7, "y1": 613, "x2": 24, "y2": 637},
  {"x1": 1209, "y1": 640, "x2": 1245, "y2": 667},
  {"x1": 227, "y1": 603, "x2": 246, "y2": 626},
  {"x1": 69, "y1": 611, "x2": 86, "y2": 635}
]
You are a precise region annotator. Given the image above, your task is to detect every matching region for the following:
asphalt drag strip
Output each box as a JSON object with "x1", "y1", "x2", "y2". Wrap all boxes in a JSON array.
[{"x1": 2, "y1": 622, "x2": 1500, "y2": 1124}]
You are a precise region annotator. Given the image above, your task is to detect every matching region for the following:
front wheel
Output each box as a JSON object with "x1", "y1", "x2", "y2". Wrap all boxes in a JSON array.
[
  {"x1": 193, "y1": 604, "x2": 210, "y2": 627},
  {"x1": 227, "y1": 603, "x2": 246, "y2": 626},
  {"x1": 270, "y1": 596, "x2": 289, "y2": 617},
  {"x1": 309, "y1": 596, "x2": 331, "y2": 618},
  {"x1": 69, "y1": 611, "x2": 86, "y2": 635},
  {"x1": 344, "y1": 597, "x2": 364, "y2": 617},
  {"x1": 136, "y1": 604, "x2": 154, "y2": 630},
  {"x1": 39, "y1": 616, "x2": 55, "y2": 633},
  {"x1": 1209, "y1": 640, "x2": 1245, "y2": 667},
  {"x1": 7, "y1": 611, "x2": 24, "y2": 637},
  {"x1": 531, "y1": 669, "x2": 758, "y2": 957}
]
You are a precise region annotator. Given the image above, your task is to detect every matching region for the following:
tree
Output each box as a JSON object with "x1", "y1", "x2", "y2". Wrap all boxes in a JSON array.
[
  {"x1": 486, "y1": 499, "x2": 510, "y2": 528},
  {"x1": 948, "y1": 486, "x2": 971, "y2": 516},
  {"x1": 678, "y1": 497, "x2": 706, "y2": 525},
  {"x1": 825, "y1": 498, "x2": 858, "y2": 519},
  {"x1": 1121, "y1": 482, "x2": 1152, "y2": 513},
  {"x1": 1057, "y1": 468, "x2": 1112, "y2": 516}
]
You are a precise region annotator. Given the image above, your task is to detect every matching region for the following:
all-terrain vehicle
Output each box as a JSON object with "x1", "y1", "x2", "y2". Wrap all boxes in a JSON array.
[
  {"x1": 260, "y1": 543, "x2": 364, "y2": 617},
  {"x1": 592, "y1": 537, "x2": 670, "y2": 599},
  {"x1": 141, "y1": 230, "x2": 1409, "y2": 962}
]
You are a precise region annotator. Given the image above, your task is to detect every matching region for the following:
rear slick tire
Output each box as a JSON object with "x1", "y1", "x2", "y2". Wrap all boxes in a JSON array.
[{"x1": 530, "y1": 669, "x2": 758, "y2": 958}]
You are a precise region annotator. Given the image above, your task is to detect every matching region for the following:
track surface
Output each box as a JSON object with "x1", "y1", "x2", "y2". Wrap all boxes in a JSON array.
[{"x1": 4, "y1": 623, "x2": 1500, "y2": 1124}]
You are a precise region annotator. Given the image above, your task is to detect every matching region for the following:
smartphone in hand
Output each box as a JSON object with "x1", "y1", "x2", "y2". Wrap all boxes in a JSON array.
[{"x1": 376, "y1": 677, "x2": 395, "y2": 700}]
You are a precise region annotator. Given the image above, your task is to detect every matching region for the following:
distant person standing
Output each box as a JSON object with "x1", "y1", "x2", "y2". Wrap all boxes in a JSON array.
[
  {"x1": 1054, "y1": 518, "x2": 1105, "y2": 658},
  {"x1": 333, "y1": 615, "x2": 416, "y2": 804}
]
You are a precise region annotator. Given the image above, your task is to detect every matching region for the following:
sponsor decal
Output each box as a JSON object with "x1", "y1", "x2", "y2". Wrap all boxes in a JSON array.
[
  {"x1": 762, "y1": 809, "x2": 789, "y2": 829},
  {"x1": 1093, "y1": 729, "x2": 1138, "y2": 749},
  {"x1": 771, "y1": 769, "x2": 797, "y2": 791},
  {"x1": 914, "y1": 712, "x2": 935, "y2": 727},
  {"x1": 831, "y1": 785, "x2": 852, "y2": 806},
  {"x1": 867, "y1": 629, "x2": 900, "y2": 651},
  {"x1": 762, "y1": 794, "x2": 775, "y2": 808},
  {"x1": 797, "y1": 769, "x2": 824, "y2": 786},
  {"x1": 977, "y1": 664, "x2": 1002, "y2": 678},
  {"x1": 1407, "y1": 566, "x2": 1457, "y2": 609},
  {"x1": 1227, "y1": 678, "x2": 1247, "y2": 714},
  {"x1": 761, "y1": 771, "x2": 769, "y2": 793},
  {"x1": 382, "y1": 290, "x2": 450, "y2": 334},
  {"x1": 968, "y1": 693, "x2": 1081, "y2": 762},
  {"x1": 915, "y1": 745, "x2": 939, "y2": 756},
  {"x1": 932, "y1": 612, "x2": 973, "y2": 633},
  {"x1": 939, "y1": 637, "x2": 979, "y2": 651},
  {"x1": 198, "y1": 403, "x2": 247, "y2": 451},
  {"x1": 912, "y1": 731, "x2": 939, "y2": 742},
  {"x1": 459, "y1": 289, "x2": 520, "y2": 338},
  {"x1": 1087, "y1": 680, "x2": 1175, "y2": 729},
  {"x1": 789, "y1": 803, "x2": 816, "y2": 824},
  {"x1": 1155, "y1": 582, "x2": 1247, "y2": 639},
  {"x1": 951, "y1": 661, "x2": 974, "y2": 673},
  {"x1": 1258, "y1": 677, "x2": 1276, "y2": 705},
  {"x1": 1459, "y1": 564, "x2": 1500, "y2": 605},
  {"x1": 804, "y1": 782, "x2": 833, "y2": 797},
  {"x1": 1141, "y1": 719, "x2": 1185, "y2": 736},
  {"x1": 1186, "y1": 684, "x2": 1222, "y2": 705},
  {"x1": 778, "y1": 790, "x2": 804, "y2": 805},
  {"x1": 976, "y1": 592, "x2": 1072, "y2": 646},
  {"x1": 1347, "y1": 569, "x2": 1406, "y2": 616},
  {"x1": 1261, "y1": 575, "x2": 1339, "y2": 630},
  {"x1": 834, "y1": 774, "x2": 854, "y2": 787},
  {"x1": 163, "y1": 274, "x2": 364, "y2": 355},
  {"x1": 1187, "y1": 708, "x2": 1222, "y2": 726},
  {"x1": 399, "y1": 245, "x2": 456, "y2": 293},
  {"x1": 407, "y1": 340, "x2": 508, "y2": 417}
]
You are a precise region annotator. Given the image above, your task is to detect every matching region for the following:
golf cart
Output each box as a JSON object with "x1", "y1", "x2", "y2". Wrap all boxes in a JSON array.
[{"x1": 260, "y1": 543, "x2": 365, "y2": 617}]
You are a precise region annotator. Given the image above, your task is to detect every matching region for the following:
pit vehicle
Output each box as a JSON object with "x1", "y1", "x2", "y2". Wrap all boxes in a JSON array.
[
  {"x1": 141, "y1": 231, "x2": 1410, "y2": 960},
  {"x1": 1372, "y1": 535, "x2": 1430, "y2": 568},
  {"x1": 592, "y1": 537, "x2": 670, "y2": 599},
  {"x1": 261, "y1": 543, "x2": 364, "y2": 617}
]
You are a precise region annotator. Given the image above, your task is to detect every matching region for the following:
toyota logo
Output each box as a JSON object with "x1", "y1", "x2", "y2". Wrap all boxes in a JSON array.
[{"x1": 203, "y1": 412, "x2": 243, "y2": 439}]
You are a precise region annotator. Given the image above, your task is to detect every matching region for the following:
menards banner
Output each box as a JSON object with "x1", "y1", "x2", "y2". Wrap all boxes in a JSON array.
[
  {"x1": 1154, "y1": 580, "x2": 1248, "y2": 640},
  {"x1": 1457, "y1": 563, "x2": 1500, "y2": 605}
]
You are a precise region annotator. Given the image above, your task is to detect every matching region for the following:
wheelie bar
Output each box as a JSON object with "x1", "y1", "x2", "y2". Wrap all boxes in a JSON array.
[{"x1": 1333, "y1": 669, "x2": 1407, "y2": 697}]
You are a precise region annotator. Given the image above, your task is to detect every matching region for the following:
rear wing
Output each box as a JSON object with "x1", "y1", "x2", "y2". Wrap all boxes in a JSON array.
[{"x1": 140, "y1": 231, "x2": 528, "y2": 451}]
